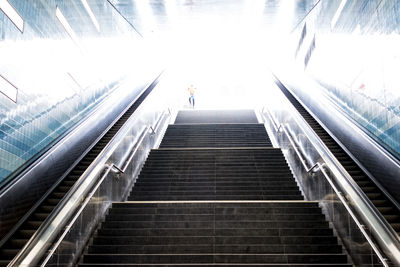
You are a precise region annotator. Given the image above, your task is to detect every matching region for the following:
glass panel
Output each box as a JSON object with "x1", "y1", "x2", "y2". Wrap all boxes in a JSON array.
[
  {"x1": 0, "y1": 0, "x2": 147, "y2": 185},
  {"x1": 289, "y1": 0, "x2": 400, "y2": 159}
]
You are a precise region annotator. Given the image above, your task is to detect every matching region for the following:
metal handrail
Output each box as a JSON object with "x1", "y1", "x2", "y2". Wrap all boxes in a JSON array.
[
  {"x1": 320, "y1": 90, "x2": 400, "y2": 213},
  {"x1": 263, "y1": 106, "x2": 279, "y2": 133},
  {"x1": 9, "y1": 150, "x2": 111, "y2": 266},
  {"x1": 262, "y1": 102, "x2": 400, "y2": 265},
  {"x1": 39, "y1": 164, "x2": 113, "y2": 267},
  {"x1": 282, "y1": 125, "x2": 310, "y2": 171},
  {"x1": 277, "y1": 120, "x2": 389, "y2": 267},
  {"x1": 263, "y1": 109, "x2": 317, "y2": 173},
  {"x1": 39, "y1": 126, "x2": 150, "y2": 266},
  {"x1": 318, "y1": 165, "x2": 390, "y2": 267},
  {"x1": 283, "y1": 126, "x2": 319, "y2": 173},
  {"x1": 149, "y1": 110, "x2": 166, "y2": 135},
  {"x1": 287, "y1": 107, "x2": 400, "y2": 265},
  {"x1": 9, "y1": 107, "x2": 169, "y2": 267},
  {"x1": 113, "y1": 111, "x2": 166, "y2": 174},
  {"x1": 41, "y1": 109, "x2": 168, "y2": 266},
  {"x1": 0, "y1": 78, "x2": 143, "y2": 249},
  {"x1": 112, "y1": 127, "x2": 148, "y2": 174},
  {"x1": 274, "y1": 74, "x2": 400, "y2": 213}
]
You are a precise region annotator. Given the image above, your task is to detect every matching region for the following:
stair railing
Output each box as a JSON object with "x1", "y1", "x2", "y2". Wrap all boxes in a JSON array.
[
  {"x1": 111, "y1": 110, "x2": 167, "y2": 175},
  {"x1": 280, "y1": 120, "x2": 390, "y2": 267},
  {"x1": 262, "y1": 105, "x2": 399, "y2": 266},
  {"x1": 39, "y1": 110, "x2": 169, "y2": 266},
  {"x1": 39, "y1": 127, "x2": 149, "y2": 266},
  {"x1": 8, "y1": 96, "x2": 172, "y2": 266}
]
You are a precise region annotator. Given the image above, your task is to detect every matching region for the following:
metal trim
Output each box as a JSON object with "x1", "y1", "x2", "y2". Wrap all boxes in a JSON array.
[
  {"x1": 8, "y1": 74, "x2": 167, "y2": 266},
  {"x1": 267, "y1": 79, "x2": 400, "y2": 266}
]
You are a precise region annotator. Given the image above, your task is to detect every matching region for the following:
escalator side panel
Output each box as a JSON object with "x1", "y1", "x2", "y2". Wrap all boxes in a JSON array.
[
  {"x1": 274, "y1": 77, "x2": 400, "y2": 206},
  {"x1": 0, "y1": 79, "x2": 153, "y2": 242},
  {"x1": 275, "y1": 79, "x2": 400, "y2": 236}
]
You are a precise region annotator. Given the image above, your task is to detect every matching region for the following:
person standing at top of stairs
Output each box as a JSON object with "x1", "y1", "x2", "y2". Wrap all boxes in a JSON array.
[{"x1": 188, "y1": 84, "x2": 196, "y2": 108}]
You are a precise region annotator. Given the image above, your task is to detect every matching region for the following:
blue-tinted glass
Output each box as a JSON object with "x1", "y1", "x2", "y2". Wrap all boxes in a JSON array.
[
  {"x1": 295, "y1": 0, "x2": 400, "y2": 159},
  {"x1": 0, "y1": 0, "x2": 142, "y2": 184}
]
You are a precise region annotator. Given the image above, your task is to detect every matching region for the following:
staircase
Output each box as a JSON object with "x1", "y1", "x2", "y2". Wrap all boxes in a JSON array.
[{"x1": 80, "y1": 109, "x2": 351, "y2": 266}]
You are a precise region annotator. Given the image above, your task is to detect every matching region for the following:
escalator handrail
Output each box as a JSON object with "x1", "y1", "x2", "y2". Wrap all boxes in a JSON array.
[
  {"x1": 39, "y1": 126, "x2": 149, "y2": 267},
  {"x1": 7, "y1": 82, "x2": 168, "y2": 267},
  {"x1": 39, "y1": 110, "x2": 169, "y2": 267},
  {"x1": 275, "y1": 118, "x2": 390, "y2": 267},
  {"x1": 0, "y1": 79, "x2": 129, "y2": 249},
  {"x1": 0, "y1": 74, "x2": 159, "y2": 249},
  {"x1": 9, "y1": 108, "x2": 169, "y2": 267},
  {"x1": 275, "y1": 75, "x2": 400, "y2": 212},
  {"x1": 263, "y1": 90, "x2": 400, "y2": 265},
  {"x1": 11, "y1": 124, "x2": 146, "y2": 267},
  {"x1": 318, "y1": 86, "x2": 400, "y2": 212},
  {"x1": 277, "y1": 94, "x2": 400, "y2": 265}
]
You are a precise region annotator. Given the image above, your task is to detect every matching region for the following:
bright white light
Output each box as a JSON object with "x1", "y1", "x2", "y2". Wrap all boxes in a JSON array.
[
  {"x1": 56, "y1": 6, "x2": 79, "y2": 44},
  {"x1": 0, "y1": 74, "x2": 17, "y2": 102},
  {"x1": 306, "y1": 33, "x2": 400, "y2": 103},
  {"x1": 241, "y1": 0, "x2": 265, "y2": 26},
  {"x1": 80, "y1": 0, "x2": 100, "y2": 32},
  {"x1": 331, "y1": 0, "x2": 347, "y2": 29},
  {"x1": 67, "y1": 72, "x2": 82, "y2": 94},
  {"x1": 0, "y1": 34, "x2": 154, "y2": 106},
  {"x1": 156, "y1": 13, "x2": 274, "y2": 110},
  {"x1": 135, "y1": 0, "x2": 158, "y2": 35},
  {"x1": 274, "y1": 0, "x2": 295, "y2": 33},
  {"x1": 164, "y1": 0, "x2": 178, "y2": 24},
  {"x1": 0, "y1": 0, "x2": 24, "y2": 32}
]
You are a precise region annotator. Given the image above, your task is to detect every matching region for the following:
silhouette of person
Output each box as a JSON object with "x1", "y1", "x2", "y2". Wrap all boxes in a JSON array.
[{"x1": 188, "y1": 84, "x2": 196, "y2": 108}]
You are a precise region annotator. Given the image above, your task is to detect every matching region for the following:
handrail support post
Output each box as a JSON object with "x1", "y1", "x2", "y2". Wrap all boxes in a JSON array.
[{"x1": 306, "y1": 162, "x2": 319, "y2": 173}]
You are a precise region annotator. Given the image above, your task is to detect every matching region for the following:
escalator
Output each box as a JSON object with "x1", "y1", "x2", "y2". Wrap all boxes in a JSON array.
[
  {"x1": 0, "y1": 81, "x2": 158, "y2": 266},
  {"x1": 277, "y1": 84, "x2": 400, "y2": 236}
]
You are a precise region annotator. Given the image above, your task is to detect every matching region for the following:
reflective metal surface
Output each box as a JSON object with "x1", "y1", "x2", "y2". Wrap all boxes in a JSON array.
[
  {"x1": 9, "y1": 74, "x2": 173, "y2": 267},
  {"x1": 0, "y1": 74, "x2": 158, "y2": 242},
  {"x1": 0, "y1": 0, "x2": 161, "y2": 242},
  {"x1": 0, "y1": 0, "x2": 351, "y2": 183},
  {"x1": 297, "y1": 1, "x2": 400, "y2": 158},
  {"x1": 273, "y1": 0, "x2": 400, "y2": 204},
  {"x1": 0, "y1": 0, "x2": 154, "y2": 183},
  {"x1": 1, "y1": 0, "x2": 400, "y2": 264},
  {"x1": 261, "y1": 81, "x2": 400, "y2": 266},
  {"x1": 273, "y1": 71, "x2": 400, "y2": 209}
]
